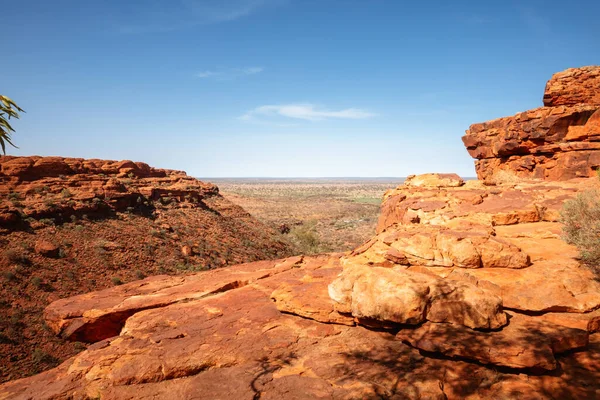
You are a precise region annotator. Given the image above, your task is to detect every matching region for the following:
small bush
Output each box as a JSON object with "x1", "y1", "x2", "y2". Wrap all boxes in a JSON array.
[
  {"x1": 134, "y1": 270, "x2": 146, "y2": 279},
  {"x1": 287, "y1": 222, "x2": 327, "y2": 255},
  {"x1": 61, "y1": 188, "x2": 72, "y2": 198},
  {"x1": 31, "y1": 348, "x2": 59, "y2": 372},
  {"x1": 5, "y1": 249, "x2": 30, "y2": 266},
  {"x1": 561, "y1": 188, "x2": 600, "y2": 273},
  {"x1": 31, "y1": 276, "x2": 43, "y2": 288},
  {"x1": 111, "y1": 277, "x2": 123, "y2": 286},
  {"x1": 43, "y1": 199, "x2": 56, "y2": 208},
  {"x1": 2, "y1": 271, "x2": 16, "y2": 281}
]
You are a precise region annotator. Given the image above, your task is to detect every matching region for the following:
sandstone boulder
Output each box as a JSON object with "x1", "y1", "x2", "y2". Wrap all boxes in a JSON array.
[
  {"x1": 350, "y1": 225, "x2": 530, "y2": 269},
  {"x1": 404, "y1": 173, "x2": 464, "y2": 188},
  {"x1": 34, "y1": 240, "x2": 60, "y2": 258},
  {"x1": 328, "y1": 264, "x2": 507, "y2": 329}
]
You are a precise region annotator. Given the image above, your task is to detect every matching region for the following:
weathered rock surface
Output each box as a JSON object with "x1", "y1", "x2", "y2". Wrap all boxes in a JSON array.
[
  {"x1": 362, "y1": 225, "x2": 530, "y2": 269},
  {"x1": 328, "y1": 264, "x2": 507, "y2": 329},
  {"x1": 359, "y1": 178, "x2": 600, "y2": 316},
  {"x1": 543, "y1": 65, "x2": 600, "y2": 106},
  {"x1": 44, "y1": 256, "x2": 306, "y2": 342},
  {"x1": 404, "y1": 173, "x2": 465, "y2": 188},
  {"x1": 462, "y1": 66, "x2": 600, "y2": 181},
  {"x1": 1, "y1": 254, "x2": 599, "y2": 400},
  {"x1": 397, "y1": 313, "x2": 588, "y2": 370}
]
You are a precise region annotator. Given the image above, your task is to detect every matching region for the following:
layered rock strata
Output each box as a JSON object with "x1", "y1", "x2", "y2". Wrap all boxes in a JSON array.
[
  {"x1": 0, "y1": 156, "x2": 218, "y2": 229},
  {"x1": 463, "y1": 66, "x2": 600, "y2": 181}
]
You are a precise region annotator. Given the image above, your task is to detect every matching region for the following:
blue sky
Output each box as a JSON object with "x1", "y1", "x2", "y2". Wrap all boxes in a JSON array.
[{"x1": 3, "y1": 0, "x2": 599, "y2": 177}]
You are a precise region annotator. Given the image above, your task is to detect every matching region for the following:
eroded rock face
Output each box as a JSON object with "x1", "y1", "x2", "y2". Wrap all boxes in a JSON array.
[
  {"x1": 462, "y1": 66, "x2": 600, "y2": 181},
  {"x1": 543, "y1": 66, "x2": 600, "y2": 107},
  {"x1": 0, "y1": 156, "x2": 221, "y2": 230},
  {"x1": 44, "y1": 256, "x2": 306, "y2": 342},
  {"x1": 328, "y1": 264, "x2": 508, "y2": 329}
]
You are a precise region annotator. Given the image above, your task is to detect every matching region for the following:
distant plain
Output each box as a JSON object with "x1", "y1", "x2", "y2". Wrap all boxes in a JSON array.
[{"x1": 208, "y1": 178, "x2": 406, "y2": 254}]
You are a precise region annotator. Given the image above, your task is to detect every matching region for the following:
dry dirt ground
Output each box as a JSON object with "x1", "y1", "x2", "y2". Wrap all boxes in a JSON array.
[{"x1": 213, "y1": 178, "x2": 404, "y2": 255}]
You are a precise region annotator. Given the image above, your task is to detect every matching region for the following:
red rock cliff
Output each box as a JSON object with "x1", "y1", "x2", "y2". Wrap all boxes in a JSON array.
[{"x1": 463, "y1": 66, "x2": 600, "y2": 181}]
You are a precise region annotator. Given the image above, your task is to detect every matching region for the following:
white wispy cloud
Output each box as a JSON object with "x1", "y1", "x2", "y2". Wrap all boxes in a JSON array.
[
  {"x1": 195, "y1": 67, "x2": 264, "y2": 80},
  {"x1": 240, "y1": 103, "x2": 377, "y2": 122},
  {"x1": 114, "y1": 0, "x2": 286, "y2": 34}
]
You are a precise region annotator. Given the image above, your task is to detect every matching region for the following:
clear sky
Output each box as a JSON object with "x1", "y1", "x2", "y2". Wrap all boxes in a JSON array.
[{"x1": 3, "y1": 0, "x2": 600, "y2": 177}]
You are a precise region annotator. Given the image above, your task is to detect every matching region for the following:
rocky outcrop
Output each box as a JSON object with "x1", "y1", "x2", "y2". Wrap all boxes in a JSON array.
[
  {"x1": 543, "y1": 66, "x2": 600, "y2": 106},
  {"x1": 0, "y1": 156, "x2": 219, "y2": 229},
  {"x1": 463, "y1": 66, "x2": 600, "y2": 181},
  {"x1": 2, "y1": 171, "x2": 600, "y2": 399}
]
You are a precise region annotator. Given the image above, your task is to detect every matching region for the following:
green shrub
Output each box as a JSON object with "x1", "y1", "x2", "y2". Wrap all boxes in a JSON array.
[
  {"x1": 287, "y1": 221, "x2": 327, "y2": 255},
  {"x1": 31, "y1": 276, "x2": 42, "y2": 288},
  {"x1": 31, "y1": 348, "x2": 59, "y2": 372},
  {"x1": 5, "y1": 249, "x2": 30, "y2": 266},
  {"x1": 2, "y1": 271, "x2": 16, "y2": 281},
  {"x1": 111, "y1": 277, "x2": 123, "y2": 286},
  {"x1": 134, "y1": 270, "x2": 146, "y2": 279},
  {"x1": 561, "y1": 188, "x2": 600, "y2": 273}
]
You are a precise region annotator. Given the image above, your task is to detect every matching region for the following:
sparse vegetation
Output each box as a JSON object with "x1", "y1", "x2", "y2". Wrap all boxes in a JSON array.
[
  {"x1": 134, "y1": 270, "x2": 146, "y2": 279},
  {"x1": 215, "y1": 178, "x2": 398, "y2": 254},
  {"x1": 2, "y1": 271, "x2": 17, "y2": 281},
  {"x1": 5, "y1": 249, "x2": 30, "y2": 266},
  {"x1": 561, "y1": 187, "x2": 600, "y2": 273},
  {"x1": 111, "y1": 277, "x2": 123, "y2": 286},
  {"x1": 31, "y1": 348, "x2": 59, "y2": 372},
  {"x1": 30, "y1": 277, "x2": 42, "y2": 289},
  {"x1": 288, "y1": 221, "x2": 328, "y2": 255},
  {"x1": 61, "y1": 188, "x2": 72, "y2": 198},
  {"x1": 39, "y1": 218, "x2": 55, "y2": 226}
]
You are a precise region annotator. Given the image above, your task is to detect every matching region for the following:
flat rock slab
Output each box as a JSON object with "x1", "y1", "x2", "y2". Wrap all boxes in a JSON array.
[
  {"x1": 44, "y1": 256, "x2": 306, "y2": 342},
  {"x1": 269, "y1": 266, "x2": 355, "y2": 326},
  {"x1": 397, "y1": 313, "x2": 589, "y2": 371}
]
